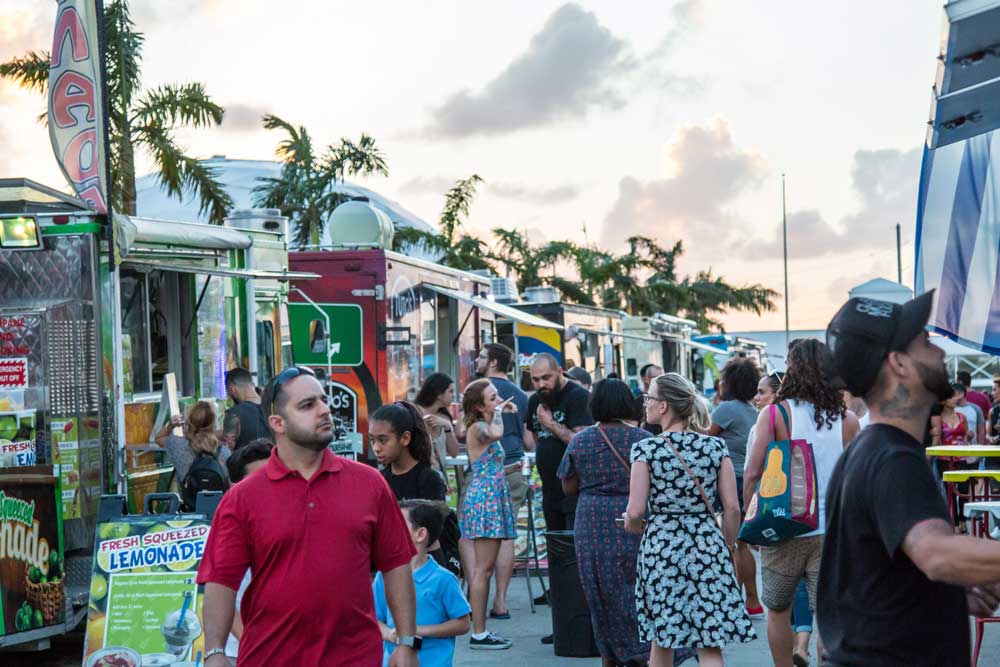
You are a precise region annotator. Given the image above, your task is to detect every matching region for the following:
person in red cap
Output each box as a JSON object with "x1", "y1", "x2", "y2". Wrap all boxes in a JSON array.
[{"x1": 819, "y1": 292, "x2": 1000, "y2": 667}]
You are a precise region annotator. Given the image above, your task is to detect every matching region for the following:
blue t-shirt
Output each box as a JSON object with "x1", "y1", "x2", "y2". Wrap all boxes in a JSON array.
[
  {"x1": 373, "y1": 558, "x2": 471, "y2": 667},
  {"x1": 490, "y1": 377, "x2": 529, "y2": 465}
]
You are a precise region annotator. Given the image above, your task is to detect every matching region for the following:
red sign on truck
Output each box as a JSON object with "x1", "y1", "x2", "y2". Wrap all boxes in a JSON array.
[{"x1": 0, "y1": 358, "x2": 27, "y2": 388}]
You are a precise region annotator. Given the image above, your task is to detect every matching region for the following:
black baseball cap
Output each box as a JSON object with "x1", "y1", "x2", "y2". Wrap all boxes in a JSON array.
[
  {"x1": 825, "y1": 290, "x2": 935, "y2": 397},
  {"x1": 564, "y1": 366, "x2": 593, "y2": 387}
]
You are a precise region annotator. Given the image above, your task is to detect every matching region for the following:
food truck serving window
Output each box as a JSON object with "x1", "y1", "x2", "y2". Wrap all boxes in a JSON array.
[{"x1": 120, "y1": 269, "x2": 198, "y2": 396}]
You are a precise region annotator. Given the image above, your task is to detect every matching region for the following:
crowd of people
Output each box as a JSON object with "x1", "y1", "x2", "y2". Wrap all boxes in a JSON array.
[{"x1": 158, "y1": 292, "x2": 1000, "y2": 667}]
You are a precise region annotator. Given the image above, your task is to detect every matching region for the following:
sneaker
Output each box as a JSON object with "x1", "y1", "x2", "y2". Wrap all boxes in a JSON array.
[
  {"x1": 745, "y1": 604, "x2": 765, "y2": 618},
  {"x1": 533, "y1": 592, "x2": 549, "y2": 606},
  {"x1": 470, "y1": 632, "x2": 512, "y2": 650},
  {"x1": 540, "y1": 634, "x2": 553, "y2": 645}
]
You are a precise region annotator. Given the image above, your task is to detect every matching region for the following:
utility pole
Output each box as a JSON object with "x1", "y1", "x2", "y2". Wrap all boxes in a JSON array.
[
  {"x1": 896, "y1": 223, "x2": 903, "y2": 283},
  {"x1": 782, "y1": 174, "x2": 790, "y2": 350}
]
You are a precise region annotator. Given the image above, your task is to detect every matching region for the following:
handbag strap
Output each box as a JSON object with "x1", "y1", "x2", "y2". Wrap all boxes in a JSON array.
[
  {"x1": 596, "y1": 425, "x2": 631, "y2": 472},
  {"x1": 659, "y1": 434, "x2": 717, "y2": 522},
  {"x1": 769, "y1": 402, "x2": 791, "y2": 441}
]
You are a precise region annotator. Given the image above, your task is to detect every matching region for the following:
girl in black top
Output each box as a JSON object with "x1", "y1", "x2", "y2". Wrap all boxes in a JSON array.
[{"x1": 369, "y1": 402, "x2": 446, "y2": 501}]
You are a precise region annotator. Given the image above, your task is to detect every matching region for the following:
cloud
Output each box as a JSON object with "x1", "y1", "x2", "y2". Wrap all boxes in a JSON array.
[
  {"x1": 599, "y1": 117, "x2": 767, "y2": 253},
  {"x1": 221, "y1": 103, "x2": 270, "y2": 132},
  {"x1": 397, "y1": 176, "x2": 456, "y2": 196},
  {"x1": 749, "y1": 147, "x2": 922, "y2": 258},
  {"x1": 426, "y1": 3, "x2": 632, "y2": 138},
  {"x1": 399, "y1": 176, "x2": 580, "y2": 205},
  {"x1": 643, "y1": 0, "x2": 705, "y2": 94},
  {"x1": 488, "y1": 182, "x2": 579, "y2": 205}
]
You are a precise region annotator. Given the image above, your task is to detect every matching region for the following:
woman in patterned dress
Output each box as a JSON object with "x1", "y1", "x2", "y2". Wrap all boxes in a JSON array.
[
  {"x1": 623, "y1": 373, "x2": 755, "y2": 667},
  {"x1": 459, "y1": 378, "x2": 519, "y2": 650},
  {"x1": 558, "y1": 379, "x2": 654, "y2": 667}
]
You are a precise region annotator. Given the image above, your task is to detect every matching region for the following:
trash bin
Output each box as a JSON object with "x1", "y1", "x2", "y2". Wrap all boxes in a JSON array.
[{"x1": 544, "y1": 530, "x2": 599, "y2": 658}]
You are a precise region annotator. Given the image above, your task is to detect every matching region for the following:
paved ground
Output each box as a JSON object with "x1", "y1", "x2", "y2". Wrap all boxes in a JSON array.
[
  {"x1": 454, "y1": 557, "x2": 1000, "y2": 667},
  {"x1": 6, "y1": 556, "x2": 1000, "y2": 666}
]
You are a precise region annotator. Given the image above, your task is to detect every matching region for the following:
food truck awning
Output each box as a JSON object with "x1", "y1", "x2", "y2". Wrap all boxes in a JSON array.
[
  {"x1": 122, "y1": 259, "x2": 319, "y2": 281},
  {"x1": 575, "y1": 327, "x2": 658, "y2": 343},
  {"x1": 679, "y1": 338, "x2": 732, "y2": 355},
  {"x1": 422, "y1": 284, "x2": 563, "y2": 331},
  {"x1": 116, "y1": 214, "x2": 253, "y2": 256}
]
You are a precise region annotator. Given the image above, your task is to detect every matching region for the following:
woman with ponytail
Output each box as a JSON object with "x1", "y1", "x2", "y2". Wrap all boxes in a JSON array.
[
  {"x1": 369, "y1": 401, "x2": 446, "y2": 502},
  {"x1": 623, "y1": 373, "x2": 755, "y2": 667}
]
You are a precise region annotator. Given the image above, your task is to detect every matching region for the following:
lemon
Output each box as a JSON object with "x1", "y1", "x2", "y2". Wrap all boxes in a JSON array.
[
  {"x1": 146, "y1": 523, "x2": 169, "y2": 534},
  {"x1": 166, "y1": 556, "x2": 197, "y2": 572},
  {"x1": 166, "y1": 520, "x2": 192, "y2": 528},
  {"x1": 90, "y1": 574, "x2": 107, "y2": 601},
  {"x1": 96, "y1": 550, "x2": 111, "y2": 573}
]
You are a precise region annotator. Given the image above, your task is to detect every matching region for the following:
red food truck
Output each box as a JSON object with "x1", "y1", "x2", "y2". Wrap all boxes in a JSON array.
[{"x1": 287, "y1": 201, "x2": 561, "y2": 460}]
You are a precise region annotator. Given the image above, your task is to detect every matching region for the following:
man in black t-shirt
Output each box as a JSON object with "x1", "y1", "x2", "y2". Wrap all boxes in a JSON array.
[
  {"x1": 526, "y1": 354, "x2": 593, "y2": 531},
  {"x1": 821, "y1": 292, "x2": 1000, "y2": 667},
  {"x1": 224, "y1": 368, "x2": 271, "y2": 449}
]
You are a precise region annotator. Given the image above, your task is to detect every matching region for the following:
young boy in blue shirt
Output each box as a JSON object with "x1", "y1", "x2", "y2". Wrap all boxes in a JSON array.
[{"x1": 373, "y1": 499, "x2": 471, "y2": 667}]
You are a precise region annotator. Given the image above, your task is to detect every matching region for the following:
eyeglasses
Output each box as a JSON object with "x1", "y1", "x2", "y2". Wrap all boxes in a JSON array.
[
  {"x1": 266, "y1": 365, "x2": 317, "y2": 415},
  {"x1": 641, "y1": 393, "x2": 666, "y2": 404}
]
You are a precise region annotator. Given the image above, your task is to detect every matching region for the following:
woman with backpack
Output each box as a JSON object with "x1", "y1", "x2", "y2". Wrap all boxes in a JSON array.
[
  {"x1": 743, "y1": 339, "x2": 859, "y2": 667},
  {"x1": 155, "y1": 400, "x2": 232, "y2": 510}
]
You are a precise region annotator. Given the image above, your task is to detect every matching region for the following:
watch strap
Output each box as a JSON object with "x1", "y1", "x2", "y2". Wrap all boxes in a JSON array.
[
  {"x1": 396, "y1": 635, "x2": 422, "y2": 649},
  {"x1": 203, "y1": 648, "x2": 227, "y2": 660}
]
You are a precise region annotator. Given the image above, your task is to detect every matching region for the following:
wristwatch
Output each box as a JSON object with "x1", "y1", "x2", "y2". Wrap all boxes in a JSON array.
[
  {"x1": 203, "y1": 648, "x2": 227, "y2": 662},
  {"x1": 396, "y1": 635, "x2": 423, "y2": 650}
]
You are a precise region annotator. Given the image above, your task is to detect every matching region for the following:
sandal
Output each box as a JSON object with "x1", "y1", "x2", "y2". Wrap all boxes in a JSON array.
[{"x1": 793, "y1": 650, "x2": 809, "y2": 667}]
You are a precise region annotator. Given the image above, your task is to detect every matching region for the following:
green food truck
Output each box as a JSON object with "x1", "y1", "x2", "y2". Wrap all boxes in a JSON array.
[{"x1": 0, "y1": 180, "x2": 310, "y2": 649}]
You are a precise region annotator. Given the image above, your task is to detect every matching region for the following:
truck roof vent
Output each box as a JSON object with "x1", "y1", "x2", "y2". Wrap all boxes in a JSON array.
[
  {"x1": 225, "y1": 208, "x2": 287, "y2": 236},
  {"x1": 522, "y1": 285, "x2": 558, "y2": 303},
  {"x1": 490, "y1": 277, "x2": 520, "y2": 304}
]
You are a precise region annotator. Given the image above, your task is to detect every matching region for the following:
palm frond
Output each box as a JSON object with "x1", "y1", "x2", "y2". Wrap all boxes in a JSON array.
[
  {"x1": 134, "y1": 124, "x2": 233, "y2": 223},
  {"x1": 0, "y1": 51, "x2": 50, "y2": 93},
  {"x1": 324, "y1": 134, "x2": 389, "y2": 182},
  {"x1": 104, "y1": 0, "x2": 144, "y2": 110},
  {"x1": 439, "y1": 175, "x2": 483, "y2": 243},
  {"x1": 133, "y1": 83, "x2": 224, "y2": 128},
  {"x1": 262, "y1": 114, "x2": 314, "y2": 168}
]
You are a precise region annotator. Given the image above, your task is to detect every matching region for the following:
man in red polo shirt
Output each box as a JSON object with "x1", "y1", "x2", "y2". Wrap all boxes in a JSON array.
[{"x1": 199, "y1": 367, "x2": 419, "y2": 667}]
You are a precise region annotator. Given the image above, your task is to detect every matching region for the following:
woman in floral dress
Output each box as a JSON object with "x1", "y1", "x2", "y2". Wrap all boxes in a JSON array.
[
  {"x1": 624, "y1": 373, "x2": 755, "y2": 667},
  {"x1": 459, "y1": 378, "x2": 518, "y2": 650}
]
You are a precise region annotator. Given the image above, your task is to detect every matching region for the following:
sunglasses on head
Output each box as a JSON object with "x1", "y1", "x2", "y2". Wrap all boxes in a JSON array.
[{"x1": 266, "y1": 365, "x2": 317, "y2": 415}]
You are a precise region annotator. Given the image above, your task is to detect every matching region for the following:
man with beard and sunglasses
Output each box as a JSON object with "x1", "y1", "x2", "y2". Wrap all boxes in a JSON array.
[
  {"x1": 819, "y1": 292, "x2": 1000, "y2": 667},
  {"x1": 526, "y1": 353, "x2": 594, "y2": 532},
  {"x1": 198, "y1": 367, "x2": 420, "y2": 667}
]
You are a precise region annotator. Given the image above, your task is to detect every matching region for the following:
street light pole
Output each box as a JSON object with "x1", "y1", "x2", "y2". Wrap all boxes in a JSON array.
[{"x1": 782, "y1": 174, "x2": 789, "y2": 350}]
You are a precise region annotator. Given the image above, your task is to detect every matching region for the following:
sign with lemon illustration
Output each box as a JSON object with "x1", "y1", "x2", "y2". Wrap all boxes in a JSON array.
[{"x1": 84, "y1": 515, "x2": 210, "y2": 665}]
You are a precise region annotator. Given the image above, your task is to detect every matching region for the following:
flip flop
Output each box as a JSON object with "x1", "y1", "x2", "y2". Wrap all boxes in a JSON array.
[{"x1": 489, "y1": 610, "x2": 511, "y2": 620}]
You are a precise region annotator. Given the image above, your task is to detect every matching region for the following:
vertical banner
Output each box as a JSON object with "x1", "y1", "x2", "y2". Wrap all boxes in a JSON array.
[{"x1": 48, "y1": 0, "x2": 109, "y2": 214}]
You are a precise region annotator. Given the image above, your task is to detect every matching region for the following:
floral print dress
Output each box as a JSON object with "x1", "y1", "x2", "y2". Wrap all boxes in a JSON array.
[
  {"x1": 631, "y1": 432, "x2": 756, "y2": 648},
  {"x1": 459, "y1": 435, "x2": 517, "y2": 539}
]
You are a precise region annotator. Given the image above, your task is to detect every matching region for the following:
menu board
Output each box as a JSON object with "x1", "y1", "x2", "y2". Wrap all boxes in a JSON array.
[
  {"x1": 0, "y1": 466, "x2": 64, "y2": 637},
  {"x1": 83, "y1": 516, "x2": 210, "y2": 667}
]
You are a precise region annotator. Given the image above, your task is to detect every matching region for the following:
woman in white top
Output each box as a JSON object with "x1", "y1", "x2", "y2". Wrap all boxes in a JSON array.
[{"x1": 744, "y1": 339, "x2": 859, "y2": 667}]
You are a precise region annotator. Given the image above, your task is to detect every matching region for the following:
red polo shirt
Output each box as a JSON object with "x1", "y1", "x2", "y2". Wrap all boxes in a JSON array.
[{"x1": 197, "y1": 448, "x2": 415, "y2": 667}]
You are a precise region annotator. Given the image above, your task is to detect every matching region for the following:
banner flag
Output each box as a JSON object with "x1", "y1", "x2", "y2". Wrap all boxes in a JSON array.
[
  {"x1": 915, "y1": 130, "x2": 1000, "y2": 353},
  {"x1": 48, "y1": 0, "x2": 109, "y2": 215}
]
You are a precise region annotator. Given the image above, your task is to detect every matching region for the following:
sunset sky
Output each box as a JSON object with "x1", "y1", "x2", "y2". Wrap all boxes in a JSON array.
[{"x1": 0, "y1": 0, "x2": 943, "y2": 331}]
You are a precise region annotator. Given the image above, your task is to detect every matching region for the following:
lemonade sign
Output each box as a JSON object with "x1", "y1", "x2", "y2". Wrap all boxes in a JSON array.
[
  {"x1": 84, "y1": 517, "x2": 211, "y2": 664},
  {"x1": 0, "y1": 410, "x2": 36, "y2": 467},
  {"x1": 0, "y1": 468, "x2": 63, "y2": 637}
]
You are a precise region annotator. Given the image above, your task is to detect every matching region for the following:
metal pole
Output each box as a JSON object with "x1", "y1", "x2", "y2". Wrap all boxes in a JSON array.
[
  {"x1": 781, "y1": 174, "x2": 790, "y2": 350},
  {"x1": 896, "y1": 223, "x2": 903, "y2": 284}
]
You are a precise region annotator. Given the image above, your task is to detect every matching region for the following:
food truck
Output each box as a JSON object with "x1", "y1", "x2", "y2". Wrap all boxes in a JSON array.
[
  {"x1": 287, "y1": 201, "x2": 561, "y2": 460},
  {"x1": 0, "y1": 180, "x2": 307, "y2": 649},
  {"x1": 506, "y1": 296, "x2": 626, "y2": 383},
  {"x1": 690, "y1": 333, "x2": 770, "y2": 394},
  {"x1": 620, "y1": 313, "x2": 702, "y2": 390}
]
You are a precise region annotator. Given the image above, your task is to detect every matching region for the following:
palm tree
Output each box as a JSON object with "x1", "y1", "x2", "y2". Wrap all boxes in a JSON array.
[
  {"x1": 488, "y1": 229, "x2": 581, "y2": 300},
  {"x1": 0, "y1": 1, "x2": 232, "y2": 222},
  {"x1": 253, "y1": 115, "x2": 389, "y2": 247},
  {"x1": 394, "y1": 175, "x2": 496, "y2": 272}
]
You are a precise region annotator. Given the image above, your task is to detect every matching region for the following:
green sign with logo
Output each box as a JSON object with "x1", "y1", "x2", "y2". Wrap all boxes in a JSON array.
[{"x1": 288, "y1": 303, "x2": 364, "y2": 366}]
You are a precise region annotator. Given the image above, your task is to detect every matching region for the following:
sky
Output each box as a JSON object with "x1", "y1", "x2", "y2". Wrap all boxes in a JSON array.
[{"x1": 0, "y1": 0, "x2": 944, "y2": 331}]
